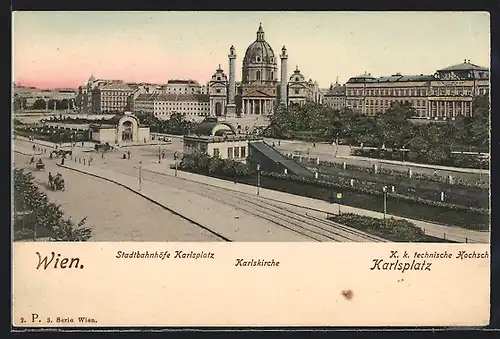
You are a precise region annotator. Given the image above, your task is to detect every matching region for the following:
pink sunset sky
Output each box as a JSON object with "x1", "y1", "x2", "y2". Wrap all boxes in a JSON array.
[{"x1": 12, "y1": 11, "x2": 490, "y2": 89}]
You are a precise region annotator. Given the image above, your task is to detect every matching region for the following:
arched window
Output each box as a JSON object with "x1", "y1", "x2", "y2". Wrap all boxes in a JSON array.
[
  {"x1": 256, "y1": 71, "x2": 261, "y2": 81},
  {"x1": 271, "y1": 71, "x2": 274, "y2": 80}
]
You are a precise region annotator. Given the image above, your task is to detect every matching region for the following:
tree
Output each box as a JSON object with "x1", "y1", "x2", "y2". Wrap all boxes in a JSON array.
[
  {"x1": 13, "y1": 168, "x2": 92, "y2": 241},
  {"x1": 32, "y1": 99, "x2": 47, "y2": 110}
]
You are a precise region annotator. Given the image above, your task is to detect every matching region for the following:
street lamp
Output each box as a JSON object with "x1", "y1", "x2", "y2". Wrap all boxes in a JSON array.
[
  {"x1": 158, "y1": 146, "x2": 161, "y2": 164},
  {"x1": 174, "y1": 152, "x2": 178, "y2": 177},
  {"x1": 138, "y1": 161, "x2": 142, "y2": 191},
  {"x1": 382, "y1": 186, "x2": 388, "y2": 227},
  {"x1": 256, "y1": 164, "x2": 261, "y2": 195}
]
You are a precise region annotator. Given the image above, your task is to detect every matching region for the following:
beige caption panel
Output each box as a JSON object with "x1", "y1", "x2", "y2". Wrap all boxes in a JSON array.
[{"x1": 13, "y1": 242, "x2": 489, "y2": 327}]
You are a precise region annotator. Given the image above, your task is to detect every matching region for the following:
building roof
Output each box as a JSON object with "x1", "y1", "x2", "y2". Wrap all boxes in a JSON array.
[
  {"x1": 325, "y1": 84, "x2": 346, "y2": 96},
  {"x1": 347, "y1": 73, "x2": 435, "y2": 84},
  {"x1": 243, "y1": 24, "x2": 276, "y2": 66},
  {"x1": 135, "y1": 93, "x2": 210, "y2": 102},
  {"x1": 102, "y1": 82, "x2": 135, "y2": 91},
  {"x1": 166, "y1": 79, "x2": 200, "y2": 85},
  {"x1": 437, "y1": 60, "x2": 489, "y2": 72},
  {"x1": 193, "y1": 118, "x2": 236, "y2": 136}
]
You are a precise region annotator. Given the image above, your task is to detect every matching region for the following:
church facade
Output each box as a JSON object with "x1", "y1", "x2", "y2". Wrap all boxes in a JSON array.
[{"x1": 208, "y1": 24, "x2": 290, "y2": 118}]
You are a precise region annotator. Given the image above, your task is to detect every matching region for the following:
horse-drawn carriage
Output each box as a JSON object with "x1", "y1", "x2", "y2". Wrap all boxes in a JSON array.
[
  {"x1": 95, "y1": 142, "x2": 115, "y2": 152},
  {"x1": 52, "y1": 149, "x2": 72, "y2": 158},
  {"x1": 35, "y1": 161, "x2": 45, "y2": 171}
]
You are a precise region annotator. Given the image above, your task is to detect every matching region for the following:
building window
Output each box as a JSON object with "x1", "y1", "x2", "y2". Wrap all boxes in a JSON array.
[
  {"x1": 256, "y1": 71, "x2": 261, "y2": 81},
  {"x1": 294, "y1": 89, "x2": 300, "y2": 95},
  {"x1": 227, "y1": 147, "x2": 233, "y2": 158},
  {"x1": 216, "y1": 89, "x2": 221, "y2": 93},
  {"x1": 257, "y1": 57, "x2": 261, "y2": 62},
  {"x1": 240, "y1": 146, "x2": 246, "y2": 158},
  {"x1": 234, "y1": 147, "x2": 240, "y2": 158}
]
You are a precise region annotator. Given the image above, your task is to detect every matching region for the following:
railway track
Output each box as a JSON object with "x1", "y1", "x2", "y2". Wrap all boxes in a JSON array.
[{"x1": 95, "y1": 163, "x2": 387, "y2": 242}]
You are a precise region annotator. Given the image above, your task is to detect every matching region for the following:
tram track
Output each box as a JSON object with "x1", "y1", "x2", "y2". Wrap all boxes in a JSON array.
[{"x1": 96, "y1": 163, "x2": 387, "y2": 242}]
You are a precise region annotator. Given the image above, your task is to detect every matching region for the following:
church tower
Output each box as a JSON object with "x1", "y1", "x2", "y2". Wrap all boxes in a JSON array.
[{"x1": 209, "y1": 65, "x2": 228, "y2": 117}]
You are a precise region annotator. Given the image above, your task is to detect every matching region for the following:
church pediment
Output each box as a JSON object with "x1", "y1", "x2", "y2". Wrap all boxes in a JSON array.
[{"x1": 243, "y1": 87, "x2": 275, "y2": 97}]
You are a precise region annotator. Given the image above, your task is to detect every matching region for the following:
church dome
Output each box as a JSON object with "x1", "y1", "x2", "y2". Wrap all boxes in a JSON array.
[{"x1": 243, "y1": 24, "x2": 277, "y2": 66}]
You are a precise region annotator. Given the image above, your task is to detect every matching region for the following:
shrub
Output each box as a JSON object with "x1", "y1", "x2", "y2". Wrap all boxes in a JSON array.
[
  {"x1": 328, "y1": 213, "x2": 448, "y2": 242},
  {"x1": 13, "y1": 168, "x2": 93, "y2": 241}
]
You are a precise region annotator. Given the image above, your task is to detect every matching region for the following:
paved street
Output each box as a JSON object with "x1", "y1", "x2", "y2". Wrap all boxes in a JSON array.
[
  {"x1": 14, "y1": 152, "x2": 223, "y2": 242},
  {"x1": 14, "y1": 137, "x2": 490, "y2": 243}
]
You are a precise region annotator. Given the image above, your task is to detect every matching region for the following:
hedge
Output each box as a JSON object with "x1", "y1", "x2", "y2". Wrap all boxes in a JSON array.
[
  {"x1": 260, "y1": 171, "x2": 489, "y2": 215},
  {"x1": 305, "y1": 158, "x2": 489, "y2": 189},
  {"x1": 328, "y1": 213, "x2": 454, "y2": 243}
]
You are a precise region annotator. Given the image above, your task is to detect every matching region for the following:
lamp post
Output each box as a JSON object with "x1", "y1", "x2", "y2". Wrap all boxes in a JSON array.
[
  {"x1": 256, "y1": 164, "x2": 261, "y2": 196},
  {"x1": 158, "y1": 146, "x2": 161, "y2": 164},
  {"x1": 382, "y1": 186, "x2": 388, "y2": 226},
  {"x1": 138, "y1": 161, "x2": 142, "y2": 191},
  {"x1": 174, "y1": 152, "x2": 178, "y2": 177}
]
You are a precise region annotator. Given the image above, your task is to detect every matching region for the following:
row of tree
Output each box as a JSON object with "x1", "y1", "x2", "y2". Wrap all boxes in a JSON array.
[
  {"x1": 13, "y1": 168, "x2": 92, "y2": 241},
  {"x1": 13, "y1": 97, "x2": 74, "y2": 111},
  {"x1": 178, "y1": 153, "x2": 253, "y2": 178},
  {"x1": 136, "y1": 112, "x2": 199, "y2": 135},
  {"x1": 265, "y1": 96, "x2": 489, "y2": 153}
]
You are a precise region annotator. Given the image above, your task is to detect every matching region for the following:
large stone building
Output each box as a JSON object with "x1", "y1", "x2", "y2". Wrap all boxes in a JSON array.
[
  {"x1": 133, "y1": 93, "x2": 210, "y2": 119},
  {"x1": 90, "y1": 82, "x2": 136, "y2": 114},
  {"x1": 323, "y1": 78, "x2": 346, "y2": 110},
  {"x1": 344, "y1": 60, "x2": 490, "y2": 118}
]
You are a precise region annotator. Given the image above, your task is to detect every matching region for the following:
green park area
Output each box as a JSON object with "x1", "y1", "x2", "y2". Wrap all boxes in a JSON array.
[{"x1": 264, "y1": 96, "x2": 489, "y2": 169}]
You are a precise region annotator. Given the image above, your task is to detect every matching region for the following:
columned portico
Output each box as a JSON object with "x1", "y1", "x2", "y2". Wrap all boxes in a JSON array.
[
  {"x1": 242, "y1": 98, "x2": 274, "y2": 115},
  {"x1": 428, "y1": 99, "x2": 474, "y2": 118}
]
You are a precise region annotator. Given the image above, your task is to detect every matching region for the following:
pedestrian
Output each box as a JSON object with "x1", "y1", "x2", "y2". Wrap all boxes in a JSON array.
[
  {"x1": 278, "y1": 140, "x2": 281, "y2": 146},
  {"x1": 82, "y1": 141, "x2": 84, "y2": 147},
  {"x1": 61, "y1": 157, "x2": 65, "y2": 165},
  {"x1": 101, "y1": 152, "x2": 104, "y2": 159},
  {"x1": 313, "y1": 142, "x2": 316, "y2": 148},
  {"x1": 127, "y1": 151, "x2": 131, "y2": 159},
  {"x1": 48, "y1": 172, "x2": 54, "y2": 188},
  {"x1": 32, "y1": 144, "x2": 36, "y2": 151}
]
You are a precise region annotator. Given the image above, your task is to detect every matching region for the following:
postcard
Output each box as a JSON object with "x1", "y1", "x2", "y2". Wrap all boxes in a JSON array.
[{"x1": 12, "y1": 11, "x2": 490, "y2": 328}]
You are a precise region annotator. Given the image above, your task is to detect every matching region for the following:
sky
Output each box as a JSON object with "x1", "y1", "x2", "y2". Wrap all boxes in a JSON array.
[{"x1": 12, "y1": 11, "x2": 490, "y2": 89}]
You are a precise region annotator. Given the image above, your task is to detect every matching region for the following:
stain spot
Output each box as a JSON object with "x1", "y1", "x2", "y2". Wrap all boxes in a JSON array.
[{"x1": 341, "y1": 289, "x2": 353, "y2": 300}]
